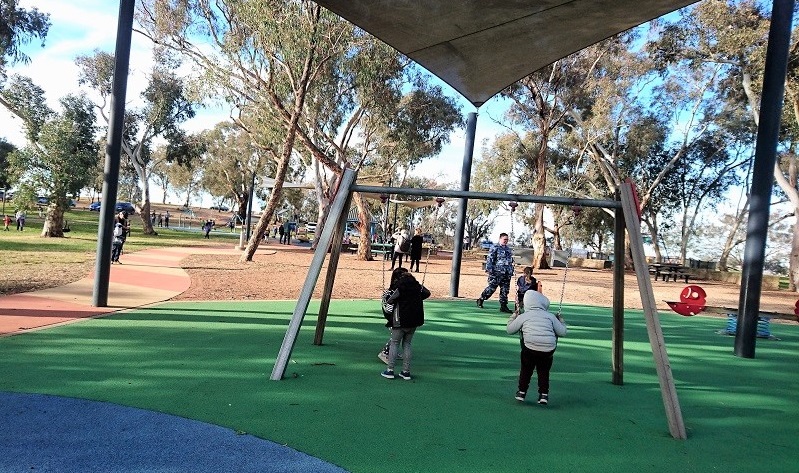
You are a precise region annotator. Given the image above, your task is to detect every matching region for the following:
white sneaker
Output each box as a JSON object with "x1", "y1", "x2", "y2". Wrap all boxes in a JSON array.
[{"x1": 378, "y1": 351, "x2": 389, "y2": 364}]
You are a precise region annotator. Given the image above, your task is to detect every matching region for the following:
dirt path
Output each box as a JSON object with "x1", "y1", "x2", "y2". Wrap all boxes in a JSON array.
[{"x1": 175, "y1": 242, "x2": 799, "y2": 321}]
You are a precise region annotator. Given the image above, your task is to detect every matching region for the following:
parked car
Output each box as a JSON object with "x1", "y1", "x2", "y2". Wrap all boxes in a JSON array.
[
  {"x1": 36, "y1": 196, "x2": 49, "y2": 205},
  {"x1": 115, "y1": 201, "x2": 136, "y2": 215},
  {"x1": 89, "y1": 202, "x2": 102, "y2": 211},
  {"x1": 210, "y1": 204, "x2": 229, "y2": 211}
]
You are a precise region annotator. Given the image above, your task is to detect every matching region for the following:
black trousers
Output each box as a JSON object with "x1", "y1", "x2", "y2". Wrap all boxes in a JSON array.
[{"x1": 518, "y1": 346, "x2": 555, "y2": 395}]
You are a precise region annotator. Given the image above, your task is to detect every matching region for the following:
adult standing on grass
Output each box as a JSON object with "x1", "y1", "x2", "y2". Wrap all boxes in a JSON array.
[
  {"x1": 15, "y1": 209, "x2": 26, "y2": 231},
  {"x1": 477, "y1": 232, "x2": 514, "y2": 313},
  {"x1": 115, "y1": 211, "x2": 130, "y2": 237},
  {"x1": 506, "y1": 289, "x2": 567, "y2": 405},
  {"x1": 381, "y1": 272, "x2": 430, "y2": 381},
  {"x1": 164, "y1": 210, "x2": 170, "y2": 228}
]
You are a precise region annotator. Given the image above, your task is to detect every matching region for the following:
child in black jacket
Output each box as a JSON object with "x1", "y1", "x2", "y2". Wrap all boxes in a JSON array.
[{"x1": 381, "y1": 272, "x2": 430, "y2": 381}]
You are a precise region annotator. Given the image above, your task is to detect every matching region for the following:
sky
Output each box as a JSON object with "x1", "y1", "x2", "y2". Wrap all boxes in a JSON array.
[{"x1": 1, "y1": 1, "x2": 511, "y2": 191}]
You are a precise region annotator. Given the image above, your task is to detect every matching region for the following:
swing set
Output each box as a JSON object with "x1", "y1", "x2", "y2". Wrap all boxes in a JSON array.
[
  {"x1": 378, "y1": 194, "x2": 445, "y2": 291},
  {"x1": 272, "y1": 169, "x2": 687, "y2": 440}
]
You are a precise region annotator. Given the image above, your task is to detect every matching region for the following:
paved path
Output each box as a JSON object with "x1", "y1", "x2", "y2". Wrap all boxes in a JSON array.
[
  {"x1": 0, "y1": 246, "x2": 242, "y2": 336},
  {"x1": 0, "y1": 245, "x2": 350, "y2": 472}
]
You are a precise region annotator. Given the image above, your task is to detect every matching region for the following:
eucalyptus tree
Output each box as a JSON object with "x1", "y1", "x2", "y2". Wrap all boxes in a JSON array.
[
  {"x1": 76, "y1": 50, "x2": 196, "y2": 235},
  {"x1": 294, "y1": 36, "x2": 461, "y2": 257},
  {"x1": 7, "y1": 93, "x2": 98, "y2": 236},
  {"x1": 200, "y1": 122, "x2": 277, "y2": 222},
  {"x1": 0, "y1": 0, "x2": 50, "y2": 77},
  {"x1": 149, "y1": 152, "x2": 170, "y2": 205},
  {"x1": 139, "y1": 0, "x2": 462, "y2": 260},
  {"x1": 0, "y1": 137, "x2": 14, "y2": 191},
  {"x1": 498, "y1": 35, "x2": 638, "y2": 268},
  {"x1": 647, "y1": 0, "x2": 799, "y2": 288},
  {"x1": 137, "y1": 1, "x2": 354, "y2": 260},
  {"x1": 0, "y1": 74, "x2": 50, "y2": 141}
]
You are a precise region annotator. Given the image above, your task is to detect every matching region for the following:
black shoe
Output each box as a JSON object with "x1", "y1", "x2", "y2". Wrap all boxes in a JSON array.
[
  {"x1": 538, "y1": 393, "x2": 548, "y2": 405},
  {"x1": 476, "y1": 298, "x2": 484, "y2": 308},
  {"x1": 500, "y1": 305, "x2": 513, "y2": 313},
  {"x1": 515, "y1": 390, "x2": 526, "y2": 401}
]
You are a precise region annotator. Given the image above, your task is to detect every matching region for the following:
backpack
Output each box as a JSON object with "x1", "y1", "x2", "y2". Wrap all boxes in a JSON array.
[
  {"x1": 113, "y1": 225, "x2": 124, "y2": 238},
  {"x1": 399, "y1": 237, "x2": 411, "y2": 253}
]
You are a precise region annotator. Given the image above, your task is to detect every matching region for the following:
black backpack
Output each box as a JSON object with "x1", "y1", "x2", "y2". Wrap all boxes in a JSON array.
[{"x1": 399, "y1": 237, "x2": 411, "y2": 253}]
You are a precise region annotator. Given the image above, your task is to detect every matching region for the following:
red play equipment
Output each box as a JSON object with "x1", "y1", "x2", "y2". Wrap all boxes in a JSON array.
[{"x1": 665, "y1": 284, "x2": 799, "y2": 322}]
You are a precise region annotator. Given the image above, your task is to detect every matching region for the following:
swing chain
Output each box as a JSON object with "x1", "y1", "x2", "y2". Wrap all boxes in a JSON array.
[
  {"x1": 420, "y1": 197, "x2": 445, "y2": 286},
  {"x1": 380, "y1": 193, "x2": 389, "y2": 290},
  {"x1": 556, "y1": 205, "x2": 581, "y2": 316},
  {"x1": 557, "y1": 248, "x2": 572, "y2": 317}
]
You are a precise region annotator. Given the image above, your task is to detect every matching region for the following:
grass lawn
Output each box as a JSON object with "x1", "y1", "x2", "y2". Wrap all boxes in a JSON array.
[
  {"x1": 0, "y1": 208, "x2": 239, "y2": 295},
  {"x1": 1, "y1": 299, "x2": 797, "y2": 473}
]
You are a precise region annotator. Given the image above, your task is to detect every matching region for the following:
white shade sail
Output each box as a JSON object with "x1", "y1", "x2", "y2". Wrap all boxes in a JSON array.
[{"x1": 314, "y1": 0, "x2": 698, "y2": 106}]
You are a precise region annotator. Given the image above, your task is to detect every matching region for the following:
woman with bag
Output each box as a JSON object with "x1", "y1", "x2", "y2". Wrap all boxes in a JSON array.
[
  {"x1": 380, "y1": 272, "x2": 430, "y2": 381},
  {"x1": 390, "y1": 229, "x2": 410, "y2": 269}
]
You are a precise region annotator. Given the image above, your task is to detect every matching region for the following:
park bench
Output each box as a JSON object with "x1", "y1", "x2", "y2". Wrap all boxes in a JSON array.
[
  {"x1": 370, "y1": 243, "x2": 392, "y2": 260},
  {"x1": 659, "y1": 267, "x2": 690, "y2": 283},
  {"x1": 649, "y1": 263, "x2": 690, "y2": 283}
]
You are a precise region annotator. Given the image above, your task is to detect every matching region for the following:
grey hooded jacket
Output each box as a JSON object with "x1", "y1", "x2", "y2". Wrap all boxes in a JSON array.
[{"x1": 507, "y1": 290, "x2": 567, "y2": 351}]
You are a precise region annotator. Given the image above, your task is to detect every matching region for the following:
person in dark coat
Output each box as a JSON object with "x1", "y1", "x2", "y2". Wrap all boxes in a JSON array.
[
  {"x1": 380, "y1": 272, "x2": 431, "y2": 381},
  {"x1": 409, "y1": 228, "x2": 425, "y2": 272}
]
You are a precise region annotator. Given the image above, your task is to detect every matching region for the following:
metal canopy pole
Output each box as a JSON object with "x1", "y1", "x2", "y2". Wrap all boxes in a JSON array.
[
  {"x1": 735, "y1": 0, "x2": 794, "y2": 358},
  {"x1": 612, "y1": 198, "x2": 625, "y2": 385},
  {"x1": 92, "y1": 0, "x2": 133, "y2": 307},
  {"x1": 450, "y1": 112, "x2": 477, "y2": 297}
]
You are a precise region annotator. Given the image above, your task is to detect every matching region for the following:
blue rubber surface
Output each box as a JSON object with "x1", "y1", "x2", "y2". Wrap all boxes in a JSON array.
[{"x1": 0, "y1": 392, "x2": 348, "y2": 473}]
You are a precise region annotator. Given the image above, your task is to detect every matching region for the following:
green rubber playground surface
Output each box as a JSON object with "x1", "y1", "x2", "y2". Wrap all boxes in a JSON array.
[{"x1": 1, "y1": 299, "x2": 797, "y2": 472}]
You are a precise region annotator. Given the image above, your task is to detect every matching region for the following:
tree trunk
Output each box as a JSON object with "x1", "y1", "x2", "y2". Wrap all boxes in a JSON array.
[
  {"x1": 532, "y1": 133, "x2": 550, "y2": 269},
  {"x1": 354, "y1": 192, "x2": 374, "y2": 261},
  {"x1": 791, "y1": 211, "x2": 799, "y2": 292},
  {"x1": 138, "y1": 186, "x2": 156, "y2": 236},
  {"x1": 40, "y1": 204, "x2": 65, "y2": 238},
  {"x1": 241, "y1": 147, "x2": 295, "y2": 262}
]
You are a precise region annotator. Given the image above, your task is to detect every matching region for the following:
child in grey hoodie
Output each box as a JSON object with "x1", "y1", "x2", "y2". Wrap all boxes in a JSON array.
[{"x1": 506, "y1": 289, "x2": 567, "y2": 405}]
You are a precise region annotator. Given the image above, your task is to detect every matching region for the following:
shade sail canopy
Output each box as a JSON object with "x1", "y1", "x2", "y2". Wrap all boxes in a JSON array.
[{"x1": 314, "y1": 0, "x2": 698, "y2": 106}]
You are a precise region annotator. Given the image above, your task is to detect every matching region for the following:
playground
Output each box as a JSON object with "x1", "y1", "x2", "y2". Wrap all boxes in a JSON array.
[{"x1": 2, "y1": 243, "x2": 799, "y2": 472}]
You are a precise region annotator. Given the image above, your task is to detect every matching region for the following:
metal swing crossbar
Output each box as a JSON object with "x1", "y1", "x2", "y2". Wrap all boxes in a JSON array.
[
  {"x1": 272, "y1": 170, "x2": 685, "y2": 440},
  {"x1": 353, "y1": 185, "x2": 621, "y2": 209}
]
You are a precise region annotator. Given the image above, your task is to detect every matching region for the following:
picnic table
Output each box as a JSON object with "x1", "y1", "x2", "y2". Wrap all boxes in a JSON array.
[
  {"x1": 369, "y1": 242, "x2": 392, "y2": 260},
  {"x1": 649, "y1": 263, "x2": 691, "y2": 283}
]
